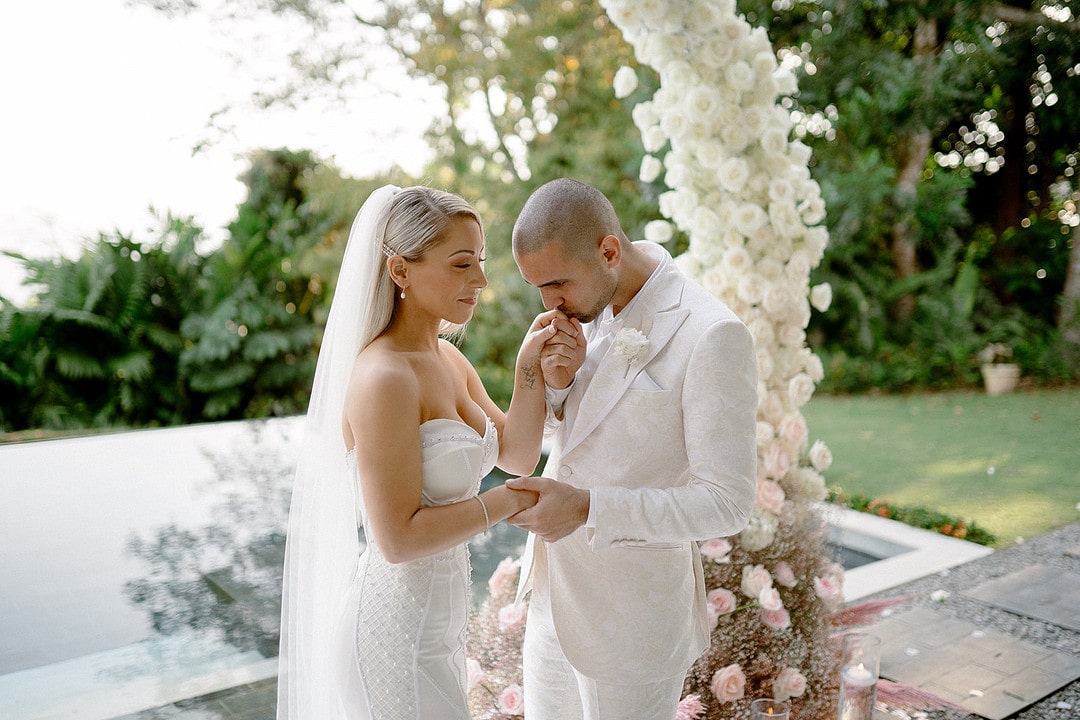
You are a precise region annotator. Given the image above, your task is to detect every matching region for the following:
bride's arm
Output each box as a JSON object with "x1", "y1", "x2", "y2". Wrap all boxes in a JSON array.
[
  {"x1": 464, "y1": 310, "x2": 569, "y2": 476},
  {"x1": 344, "y1": 358, "x2": 534, "y2": 564}
]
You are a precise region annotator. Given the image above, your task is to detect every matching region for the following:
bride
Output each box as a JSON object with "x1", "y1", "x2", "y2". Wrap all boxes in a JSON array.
[{"x1": 277, "y1": 185, "x2": 572, "y2": 718}]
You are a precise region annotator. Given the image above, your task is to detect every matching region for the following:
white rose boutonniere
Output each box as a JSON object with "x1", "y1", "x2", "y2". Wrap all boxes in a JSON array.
[{"x1": 613, "y1": 327, "x2": 650, "y2": 377}]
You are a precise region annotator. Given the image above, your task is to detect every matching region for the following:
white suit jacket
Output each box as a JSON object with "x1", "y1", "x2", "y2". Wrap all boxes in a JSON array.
[{"x1": 515, "y1": 243, "x2": 758, "y2": 684}]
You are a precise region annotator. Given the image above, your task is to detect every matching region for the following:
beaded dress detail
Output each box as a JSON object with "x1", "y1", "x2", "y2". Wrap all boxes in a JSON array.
[{"x1": 340, "y1": 416, "x2": 497, "y2": 720}]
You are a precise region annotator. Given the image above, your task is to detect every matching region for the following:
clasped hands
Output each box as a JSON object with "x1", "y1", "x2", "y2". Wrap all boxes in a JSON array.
[{"x1": 506, "y1": 309, "x2": 589, "y2": 543}]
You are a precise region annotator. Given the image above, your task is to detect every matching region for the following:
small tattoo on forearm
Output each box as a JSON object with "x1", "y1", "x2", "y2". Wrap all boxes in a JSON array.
[{"x1": 521, "y1": 362, "x2": 539, "y2": 389}]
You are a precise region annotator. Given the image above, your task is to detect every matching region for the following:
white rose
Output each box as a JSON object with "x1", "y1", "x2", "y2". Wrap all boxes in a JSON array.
[
  {"x1": 804, "y1": 225, "x2": 830, "y2": 260},
  {"x1": 748, "y1": 316, "x2": 775, "y2": 346},
  {"x1": 756, "y1": 420, "x2": 776, "y2": 447},
  {"x1": 698, "y1": 140, "x2": 728, "y2": 169},
  {"x1": 632, "y1": 100, "x2": 659, "y2": 132},
  {"x1": 642, "y1": 125, "x2": 668, "y2": 153},
  {"x1": 719, "y1": 16, "x2": 749, "y2": 44},
  {"x1": 800, "y1": 196, "x2": 827, "y2": 224},
  {"x1": 756, "y1": 348, "x2": 775, "y2": 382},
  {"x1": 769, "y1": 201, "x2": 804, "y2": 240},
  {"x1": 721, "y1": 124, "x2": 750, "y2": 153},
  {"x1": 660, "y1": 60, "x2": 696, "y2": 89},
  {"x1": 725, "y1": 60, "x2": 755, "y2": 92},
  {"x1": 810, "y1": 283, "x2": 833, "y2": 312},
  {"x1": 660, "y1": 106, "x2": 692, "y2": 142},
  {"x1": 789, "y1": 139, "x2": 814, "y2": 166},
  {"x1": 761, "y1": 126, "x2": 789, "y2": 156},
  {"x1": 664, "y1": 159, "x2": 693, "y2": 190},
  {"x1": 778, "y1": 324, "x2": 805, "y2": 348},
  {"x1": 774, "y1": 67, "x2": 799, "y2": 96},
  {"x1": 762, "y1": 284, "x2": 792, "y2": 318},
  {"x1": 690, "y1": 206, "x2": 722, "y2": 240},
  {"x1": 804, "y1": 351, "x2": 825, "y2": 382},
  {"x1": 718, "y1": 157, "x2": 750, "y2": 193},
  {"x1": 752, "y1": 50, "x2": 779, "y2": 76},
  {"x1": 644, "y1": 219, "x2": 674, "y2": 243},
  {"x1": 700, "y1": 35, "x2": 736, "y2": 70},
  {"x1": 741, "y1": 105, "x2": 770, "y2": 137},
  {"x1": 740, "y1": 525, "x2": 778, "y2": 564},
  {"x1": 722, "y1": 245, "x2": 752, "y2": 274},
  {"x1": 759, "y1": 391, "x2": 784, "y2": 425},
  {"x1": 788, "y1": 466, "x2": 828, "y2": 501},
  {"x1": 613, "y1": 65, "x2": 638, "y2": 99},
  {"x1": 740, "y1": 563, "x2": 774, "y2": 598},
  {"x1": 688, "y1": 87, "x2": 722, "y2": 127},
  {"x1": 639, "y1": 155, "x2": 663, "y2": 184},
  {"x1": 759, "y1": 586, "x2": 784, "y2": 612},
  {"x1": 769, "y1": 178, "x2": 796, "y2": 204},
  {"x1": 809, "y1": 439, "x2": 833, "y2": 471},
  {"x1": 788, "y1": 372, "x2": 816, "y2": 407},
  {"x1": 733, "y1": 203, "x2": 768, "y2": 236},
  {"x1": 736, "y1": 273, "x2": 766, "y2": 305},
  {"x1": 658, "y1": 189, "x2": 699, "y2": 227}
]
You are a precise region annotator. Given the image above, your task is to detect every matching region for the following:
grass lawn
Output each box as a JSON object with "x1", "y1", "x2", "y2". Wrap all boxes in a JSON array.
[{"x1": 801, "y1": 387, "x2": 1080, "y2": 548}]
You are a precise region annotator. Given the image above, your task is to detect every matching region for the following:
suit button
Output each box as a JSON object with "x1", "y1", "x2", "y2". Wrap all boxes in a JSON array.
[{"x1": 559, "y1": 465, "x2": 573, "y2": 478}]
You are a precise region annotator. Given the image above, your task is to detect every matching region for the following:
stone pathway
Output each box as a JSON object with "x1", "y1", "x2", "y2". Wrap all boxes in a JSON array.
[{"x1": 119, "y1": 522, "x2": 1080, "y2": 720}]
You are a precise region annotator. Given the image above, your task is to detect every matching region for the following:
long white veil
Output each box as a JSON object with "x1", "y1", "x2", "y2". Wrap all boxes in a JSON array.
[{"x1": 277, "y1": 185, "x2": 400, "y2": 719}]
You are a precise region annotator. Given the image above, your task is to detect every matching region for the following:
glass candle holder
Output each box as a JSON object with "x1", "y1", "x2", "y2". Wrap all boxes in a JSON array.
[
  {"x1": 838, "y1": 632, "x2": 881, "y2": 720},
  {"x1": 751, "y1": 698, "x2": 791, "y2": 719}
]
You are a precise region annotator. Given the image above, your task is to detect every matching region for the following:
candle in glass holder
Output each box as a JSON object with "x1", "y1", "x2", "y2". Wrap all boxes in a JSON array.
[
  {"x1": 751, "y1": 698, "x2": 791, "y2": 719},
  {"x1": 838, "y1": 633, "x2": 881, "y2": 720}
]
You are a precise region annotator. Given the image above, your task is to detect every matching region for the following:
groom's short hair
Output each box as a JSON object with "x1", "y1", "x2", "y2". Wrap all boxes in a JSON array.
[{"x1": 513, "y1": 178, "x2": 628, "y2": 260}]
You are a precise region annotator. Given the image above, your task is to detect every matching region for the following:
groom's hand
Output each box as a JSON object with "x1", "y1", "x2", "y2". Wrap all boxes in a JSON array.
[
  {"x1": 541, "y1": 314, "x2": 585, "y2": 390},
  {"x1": 504, "y1": 476, "x2": 590, "y2": 543}
]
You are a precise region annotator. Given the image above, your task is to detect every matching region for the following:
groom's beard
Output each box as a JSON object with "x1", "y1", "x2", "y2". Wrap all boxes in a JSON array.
[{"x1": 562, "y1": 274, "x2": 618, "y2": 324}]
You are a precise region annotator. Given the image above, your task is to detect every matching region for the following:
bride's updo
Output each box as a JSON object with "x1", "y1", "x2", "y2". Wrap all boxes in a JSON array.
[{"x1": 370, "y1": 186, "x2": 483, "y2": 340}]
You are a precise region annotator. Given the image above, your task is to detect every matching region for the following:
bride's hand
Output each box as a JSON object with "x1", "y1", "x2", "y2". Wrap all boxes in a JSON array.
[
  {"x1": 522, "y1": 310, "x2": 583, "y2": 390},
  {"x1": 508, "y1": 484, "x2": 540, "y2": 512}
]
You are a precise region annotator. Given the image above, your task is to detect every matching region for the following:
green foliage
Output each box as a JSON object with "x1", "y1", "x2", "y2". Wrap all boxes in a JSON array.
[{"x1": 829, "y1": 490, "x2": 997, "y2": 546}]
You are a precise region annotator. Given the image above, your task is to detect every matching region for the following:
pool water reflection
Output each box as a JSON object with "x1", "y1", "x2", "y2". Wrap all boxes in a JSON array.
[{"x1": 0, "y1": 418, "x2": 527, "y2": 720}]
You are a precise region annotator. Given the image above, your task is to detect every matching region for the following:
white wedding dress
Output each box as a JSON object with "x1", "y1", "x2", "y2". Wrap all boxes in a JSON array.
[{"x1": 336, "y1": 415, "x2": 498, "y2": 720}]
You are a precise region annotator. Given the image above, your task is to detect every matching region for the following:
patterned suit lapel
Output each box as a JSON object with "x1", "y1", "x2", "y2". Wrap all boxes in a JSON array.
[{"x1": 562, "y1": 265, "x2": 689, "y2": 456}]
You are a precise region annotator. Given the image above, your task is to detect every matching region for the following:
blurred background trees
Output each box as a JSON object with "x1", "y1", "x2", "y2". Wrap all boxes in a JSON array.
[{"x1": 1, "y1": 0, "x2": 1077, "y2": 432}]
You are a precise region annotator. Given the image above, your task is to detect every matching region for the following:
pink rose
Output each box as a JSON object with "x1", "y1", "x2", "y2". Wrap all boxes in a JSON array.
[
  {"x1": 498, "y1": 603, "x2": 527, "y2": 634},
  {"x1": 466, "y1": 657, "x2": 484, "y2": 693},
  {"x1": 756, "y1": 478, "x2": 786, "y2": 515},
  {"x1": 496, "y1": 683, "x2": 525, "y2": 714},
  {"x1": 676, "y1": 693, "x2": 706, "y2": 720},
  {"x1": 707, "y1": 588, "x2": 738, "y2": 616},
  {"x1": 773, "y1": 561, "x2": 798, "y2": 588},
  {"x1": 710, "y1": 664, "x2": 746, "y2": 703},
  {"x1": 740, "y1": 563, "x2": 773, "y2": 599},
  {"x1": 809, "y1": 439, "x2": 833, "y2": 471},
  {"x1": 778, "y1": 412, "x2": 808, "y2": 451},
  {"x1": 813, "y1": 575, "x2": 841, "y2": 603},
  {"x1": 761, "y1": 606, "x2": 791, "y2": 630},
  {"x1": 773, "y1": 667, "x2": 807, "y2": 701},
  {"x1": 700, "y1": 538, "x2": 732, "y2": 562},
  {"x1": 758, "y1": 586, "x2": 783, "y2": 612},
  {"x1": 488, "y1": 556, "x2": 521, "y2": 594},
  {"x1": 762, "y1": 441, "x2": 790, "y2": 480}
]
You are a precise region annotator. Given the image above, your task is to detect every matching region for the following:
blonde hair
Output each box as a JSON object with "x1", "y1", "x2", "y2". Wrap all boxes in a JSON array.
[{"x1": 362, "y1": 186, "x2": 483, "y2": 346}]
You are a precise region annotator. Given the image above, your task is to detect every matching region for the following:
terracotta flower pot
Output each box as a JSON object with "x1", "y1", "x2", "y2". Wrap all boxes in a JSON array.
[{"x1": 981, "y1": 363, "x2": 1020, "y2": 396}]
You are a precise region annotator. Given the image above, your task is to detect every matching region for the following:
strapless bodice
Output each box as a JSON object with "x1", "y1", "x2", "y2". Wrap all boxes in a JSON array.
[{"x1": 346, "y1": 416, "x2": 498, "y2": 526}]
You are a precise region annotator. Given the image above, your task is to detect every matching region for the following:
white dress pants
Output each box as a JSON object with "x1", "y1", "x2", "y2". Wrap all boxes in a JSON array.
[{"x1": 522, "y1": 585, "x2": 684, "y2": 720}]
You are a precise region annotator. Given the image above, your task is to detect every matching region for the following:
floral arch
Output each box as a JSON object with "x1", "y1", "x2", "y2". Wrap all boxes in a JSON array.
[{"x1": 468, "y1": 1, "x2": 859, "y2": 718}]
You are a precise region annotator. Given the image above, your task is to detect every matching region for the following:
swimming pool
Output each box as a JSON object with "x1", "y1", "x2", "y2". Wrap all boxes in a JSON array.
[{"x1": 0, "y1": 419, "x2": 991, "y2": 719}]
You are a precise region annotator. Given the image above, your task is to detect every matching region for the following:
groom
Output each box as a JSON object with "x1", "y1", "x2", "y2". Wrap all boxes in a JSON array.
[{"x1": 506, "y1": 178, "x2": 759, "y2": 720}]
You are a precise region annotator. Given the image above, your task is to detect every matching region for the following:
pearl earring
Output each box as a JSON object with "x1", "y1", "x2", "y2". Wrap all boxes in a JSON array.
[{"x1": 399, "y1": 289, "x2": 406, "y2": 300}]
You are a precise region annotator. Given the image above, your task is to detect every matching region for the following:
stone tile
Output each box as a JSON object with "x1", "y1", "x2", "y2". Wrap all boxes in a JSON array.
[
  {"x1": 868, "y1": 607, "x2": 1080, "y2": 720},
  {"x1": 936, "y1": 663, "x2": 1010, "y2": 697},
  {"x1": 963, "y1": 564, "x2": 1080, "y2": 631}
]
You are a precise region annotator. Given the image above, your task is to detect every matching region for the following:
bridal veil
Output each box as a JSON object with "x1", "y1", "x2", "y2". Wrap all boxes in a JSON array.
[{"x1": 277, "y1": 185, "x2": 400, "y2": 719}]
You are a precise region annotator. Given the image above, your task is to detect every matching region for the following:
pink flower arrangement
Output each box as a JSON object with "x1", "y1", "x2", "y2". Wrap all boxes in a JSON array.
[
  {"x1": 761, "y1": 606, "x2": 792, "y2": 631},
  {"x1": 773, "y1": 667, "x2": 808, "y2": 701},
  {"x1": 740, "y1": 563, "x2": 773, "y2": 598},
  {"x1": 675, "y1": 693, "x2": 706, "y2": 720},
  {"x1": 498, "y1": 603, "x2": 527, "y2": 634},
  {"x1": 496, "y1": 684, "x2": 524, "y2": 714},
  {"x1": 773, "y1": 560, "x2": 798, "y2": 588},
  {"x1": 700, "y1": 538, "x2": 733, "y2": 562},
  {"x1": 756, "y1": 478, "x2": 787, "y2": 514},
  {"x1": 710, "y1": 663, "x2": 747, "y2": 703}
]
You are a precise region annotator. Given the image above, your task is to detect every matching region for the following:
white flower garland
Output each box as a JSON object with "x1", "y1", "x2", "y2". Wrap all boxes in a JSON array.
[{"x1": 599, "y1": 0, "x2": 833, "y2": 552}]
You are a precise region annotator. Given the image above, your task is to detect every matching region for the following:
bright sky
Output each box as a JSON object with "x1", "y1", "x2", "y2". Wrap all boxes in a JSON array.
[{"x1": 0, "y1": 0, "x2": 437, "y2": 305}]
